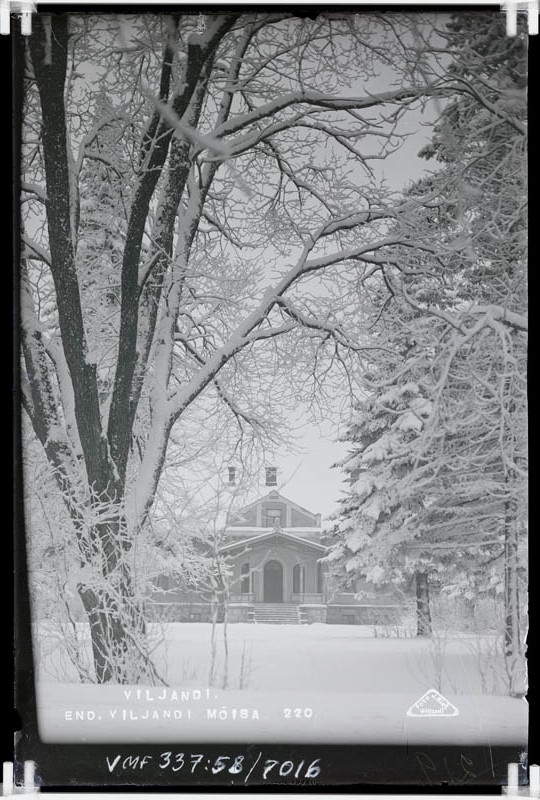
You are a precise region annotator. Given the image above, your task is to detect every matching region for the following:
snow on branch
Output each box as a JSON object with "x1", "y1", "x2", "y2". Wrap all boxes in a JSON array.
[
  {"x1": 274, "y1": 298, "x2": 360, "y2": 350},
  {"x1": 201, "y1": 211, "x2": 244, "y2": 248},
  {"x1": 442, "y1": 76, "x2": 527, "y2": 137},
  {"x1": 243, "y1": 322, "x2": 297, "y2": 343},
  {"x1": 164, "y1": 229, "x2": 409, "y2": 427},
  {"x1": 318, "y1": 210, "x2": 392, "y2": 238},
  {"x1": 42, "y1": 338, "x2": 83, "y2": 458},
  {"x1": 301, "y1": 236, "x2": 406, "y2": 274},
  {"x1": 22, "y1": 234, "x2": 52, "y2": 266},
  {"x1": 21, "y1": 182, "x2": 48, "y2": 203},
  {"x1": 174, "y1": 332, "x2": 265, "y2": 431},
  {"x1": 147, "y1": 94, "x2": 233, "y2": 161},
  {"x1": 467, "y1": 304, "x2": 528, "y2": 333},
  {"x1": 212, "y1": 84, "x2": 441, "y2": 141}
]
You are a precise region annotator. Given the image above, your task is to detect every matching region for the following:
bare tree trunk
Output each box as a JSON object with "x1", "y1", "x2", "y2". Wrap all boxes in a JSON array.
[
  {"x1": 415, "y1": 571, "x2": 432, "y2": 637},
  {"x1": 208, "y1": 572, "x2": 220, "y2": 687},
  {"x1": 76, "y1": 590, "x2": 151, "y2": 684},
  {"x1": 27, "y1": 14, "x2": 238, "y2": 687},
  {"x1": 504, "y1": 496, "x2": 523, "y2": 697},
  {"x1": 77, "y1": 514, "x2": 160, "y2": 684},
  {"x1": 221, "y1": 581, "x2": 230, "y2": 690}
]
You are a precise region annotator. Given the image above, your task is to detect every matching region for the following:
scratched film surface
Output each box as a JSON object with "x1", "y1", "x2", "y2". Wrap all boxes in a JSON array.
[{"x1": 20, "y1": 9, "x2": 528, "y2": 748}]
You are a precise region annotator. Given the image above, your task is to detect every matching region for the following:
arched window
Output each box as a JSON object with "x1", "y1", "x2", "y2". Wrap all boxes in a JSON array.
[
  {"x1": 241, "y1": 563, "x2": 251, "y2": 594},
  {"x1": 293, "y1": 564, "x2": 305, "y2": 594}
]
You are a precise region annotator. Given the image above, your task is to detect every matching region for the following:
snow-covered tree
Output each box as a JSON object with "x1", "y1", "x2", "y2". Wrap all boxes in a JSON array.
[
  {"x1": 405, "y1": 12, "x2": 527, "y2": 690},
  {"x1": 325, "y1": 380, "x2": 435, "y2": 634},
  {"x1": 21, "y1": 12, "x2": 456, "y2": 683},
  {"x1": 327, "y1": 13, "x2": 527, "y2": 690}
]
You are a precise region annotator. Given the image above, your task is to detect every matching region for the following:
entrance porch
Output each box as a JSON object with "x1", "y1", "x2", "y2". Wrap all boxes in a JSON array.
[{"x1": 222, "y1": 529, "x2": 327, "y2": 605}]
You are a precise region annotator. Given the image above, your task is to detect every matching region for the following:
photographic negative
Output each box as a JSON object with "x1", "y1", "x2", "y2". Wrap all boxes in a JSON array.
[{"x1": 14, "y1": 6, "x2": 528, "y2": 787}]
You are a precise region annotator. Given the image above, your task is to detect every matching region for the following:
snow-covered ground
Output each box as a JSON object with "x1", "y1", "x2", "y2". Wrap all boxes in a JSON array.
[{"x1": 36, "y1": 622, "x2": 527, "y2": 744}]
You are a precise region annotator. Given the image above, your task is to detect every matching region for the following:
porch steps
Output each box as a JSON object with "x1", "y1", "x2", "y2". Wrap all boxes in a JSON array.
[{"x1": 251, "y1": 604, "x2": 300, "y2": 625}]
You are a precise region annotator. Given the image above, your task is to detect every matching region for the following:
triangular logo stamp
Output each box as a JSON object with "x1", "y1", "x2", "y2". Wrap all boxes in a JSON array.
[{"x1": 406, "y1": 689, "x2": 459, "y2": 717}]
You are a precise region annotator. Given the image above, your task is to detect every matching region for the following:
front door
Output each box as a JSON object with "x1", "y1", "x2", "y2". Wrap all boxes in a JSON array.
[{"x1": 263, "y1": 560, "x2": 283, "y2": 602}]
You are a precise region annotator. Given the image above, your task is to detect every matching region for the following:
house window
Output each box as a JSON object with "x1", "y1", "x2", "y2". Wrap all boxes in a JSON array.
[
  {"x1": 241, "y1": 563, "x2": 251, "y2": 594},
  {"x1": 227, "y1": 466, "x2": 236, "y2": 485},
  {"x1": 265, "y1": 466, "x2": 277, "y2": 486},
  {"x1": 293, "y1": 564, "x2": 306, "y2": 594},
  {"x1": 266, "y1": 509, "x2": 281, "y2": 527}
]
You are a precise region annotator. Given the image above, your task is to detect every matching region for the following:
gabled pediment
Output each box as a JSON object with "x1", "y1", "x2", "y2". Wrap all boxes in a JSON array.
[
  {"x1": 220, "y1": 529, "x2": 326, "y2": 554},
  {"x1": 226, "y1": 490, "x2": 321, "y2": 529}
]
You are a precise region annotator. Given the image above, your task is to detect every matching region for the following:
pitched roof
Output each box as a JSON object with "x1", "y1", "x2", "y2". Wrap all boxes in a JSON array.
[
  {"x1": 219, "y1": 529, "x2": 326, "y2": 554},
  {"x1": 226, "y1": 489, "x2": 320, "y2": 524}
]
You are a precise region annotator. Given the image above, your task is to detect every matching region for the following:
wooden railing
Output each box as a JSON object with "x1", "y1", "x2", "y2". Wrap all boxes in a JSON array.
[{"x1": 291, "y1": 593, "x2": 325, "y2": 604}]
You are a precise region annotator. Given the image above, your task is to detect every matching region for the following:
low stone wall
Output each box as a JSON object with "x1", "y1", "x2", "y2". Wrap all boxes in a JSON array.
[
  {"x1": 227, "y1": 604, "x2": 255, "y2": 623},
  {"x1": 146, "y1": 601, "x2": 403, "y2": 626},
  {"x1": 326, "y1": 604, "x2": 402, "y2": 625},
  {"x1": 146, "y1": 602, "x2": 214, "y2": 623},
  {"x1": 299, "y1": 605, "x2": 327, "y2": 624},
  {"x1": 147, "y1": 602, "x2": 256, "y2": 623}
]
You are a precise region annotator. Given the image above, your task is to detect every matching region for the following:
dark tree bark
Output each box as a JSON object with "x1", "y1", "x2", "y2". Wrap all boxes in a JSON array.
[
  {"x1": 26, "y1": 12, "x2": 240, "y2": 684},
  {"x1": 27, "y1": 16, "x2": 158, "y2": 683},
  {"x1": 415, "y1": 571, "x2": 432, "y2": 637},
  {"x1": 107, "y1": 14, "x2": 240, "y2": 483},
  {"x1": 504, "y1": 495, "x2": 523, "y2": 697}
]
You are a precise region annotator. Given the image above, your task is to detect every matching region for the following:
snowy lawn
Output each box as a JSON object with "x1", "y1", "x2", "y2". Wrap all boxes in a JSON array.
[{"x1": 36, "y1": 622, "x2": 527, "y2": 744}]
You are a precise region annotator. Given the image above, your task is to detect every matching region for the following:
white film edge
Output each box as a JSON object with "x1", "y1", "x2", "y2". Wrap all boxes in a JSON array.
[{"x1": 10, "y1": 0, "x2": 532, "y2": 790}]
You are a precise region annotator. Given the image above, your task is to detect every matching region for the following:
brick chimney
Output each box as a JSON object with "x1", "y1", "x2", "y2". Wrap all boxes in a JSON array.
[{"x1": 265, "y1": 466, "x2": 277, "y2": 486}]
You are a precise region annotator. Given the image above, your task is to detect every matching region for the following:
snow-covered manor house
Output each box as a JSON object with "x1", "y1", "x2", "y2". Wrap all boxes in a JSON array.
[
  {"x1": 220, "y1": 487, "x2": 326, "y2": 622},
  {"x1": 149, "y1": 468, "x2": 401, "y2": 625}
]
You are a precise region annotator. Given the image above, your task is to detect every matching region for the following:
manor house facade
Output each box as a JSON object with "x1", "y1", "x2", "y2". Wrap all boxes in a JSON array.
[{"x1": 149, "y1": 470, "x2": 401, "y2": 625}]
